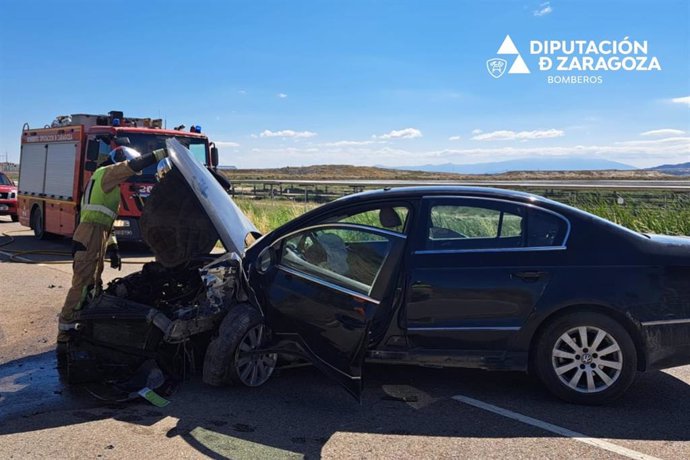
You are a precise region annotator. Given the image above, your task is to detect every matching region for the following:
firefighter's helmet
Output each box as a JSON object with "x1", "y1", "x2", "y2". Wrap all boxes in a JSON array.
[{"x1": 108, "y1": 146, "x2": 142, "y2": 163}]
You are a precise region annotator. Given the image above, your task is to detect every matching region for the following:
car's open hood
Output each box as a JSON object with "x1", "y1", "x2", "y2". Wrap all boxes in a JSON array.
[
  {"x1": 140, "y1": 139, "x2": 258, "y2": 264},
  {"x1": 166, "y1": 138, "x2": 259, "y2": 256}
]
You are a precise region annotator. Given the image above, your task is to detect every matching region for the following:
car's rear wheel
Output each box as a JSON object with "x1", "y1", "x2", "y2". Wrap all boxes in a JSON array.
[
  {"x1": 11, "y1": 214, "x2": 19, "y2": 222},
  {"x1": 203, "y1": 303, "x2": 277, "y2": 388},
  {"x1": 31, "y1": 206, "x2": 48, "y2": 240},
  {"x1": 535, "y1": 311, "x2": 637, "y2": 405}
]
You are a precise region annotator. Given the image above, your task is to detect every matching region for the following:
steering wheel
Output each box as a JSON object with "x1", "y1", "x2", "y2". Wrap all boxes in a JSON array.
[{"x1": 294, "y1": 232, "x2": 326, "y2": 263}]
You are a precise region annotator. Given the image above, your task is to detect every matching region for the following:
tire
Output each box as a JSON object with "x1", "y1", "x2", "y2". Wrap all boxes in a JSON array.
[
  {"x1": 11, "y1": 214, "x2": 19, "y2": 222},
  {"x1": 535, "y1": 311, "x2": 637, "y2": 405},
  {"x1": 202, "y1": 304, "x2": 277, "y2": 388},
  {"x1": 31, "y1": 206, "x2": 48, "y2": 240}
]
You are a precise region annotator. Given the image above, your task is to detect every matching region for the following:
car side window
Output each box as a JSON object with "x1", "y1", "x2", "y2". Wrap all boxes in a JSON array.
[
  {"x1": 425, "y1": 199, "x2": 568, "y2": 251},
  {"x1": 427, "y1": 203, "x2": 525, "y2": 250},
  {"x1": 324, "y1": 205, "x2": 409, "y2": 234},
  {"x1": 280, "y1": 228, "x2": 393, "y2": 295},
  {"x1": 526, "y1": 208, "x2": 567, "y2": 247}
]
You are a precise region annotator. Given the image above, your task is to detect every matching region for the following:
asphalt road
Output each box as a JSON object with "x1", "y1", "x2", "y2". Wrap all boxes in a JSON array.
[{"x1": 1, "y1": 218, "x2": 689, "y2": 459}]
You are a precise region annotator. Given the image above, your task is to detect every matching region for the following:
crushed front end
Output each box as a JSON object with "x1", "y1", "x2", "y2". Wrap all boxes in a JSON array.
[
  {"x1": 62, "y1": 161, "x2": 254, "y2": 388},
  {"x1": 64, "y1": 253, "x2": 244, "y2": 385}
]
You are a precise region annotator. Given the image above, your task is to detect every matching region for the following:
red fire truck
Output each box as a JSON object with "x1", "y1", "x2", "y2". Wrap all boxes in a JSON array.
[{"x1": 18, "y1": 111, "x2": 218, "y2": 241}]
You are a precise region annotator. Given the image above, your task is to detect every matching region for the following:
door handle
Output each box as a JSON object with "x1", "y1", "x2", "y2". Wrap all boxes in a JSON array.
[{"x1": 511, "y1": 271, "x2": 547, "y2": 282}]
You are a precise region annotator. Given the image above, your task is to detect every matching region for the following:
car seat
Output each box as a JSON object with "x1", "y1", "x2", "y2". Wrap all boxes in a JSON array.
[{"x1": 379, "y1": 207, "x2": 402, "y2": 229}]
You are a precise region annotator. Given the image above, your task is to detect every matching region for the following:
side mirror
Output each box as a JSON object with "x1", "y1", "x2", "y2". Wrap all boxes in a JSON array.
[
  {"x1": 86, "y1": 140, "x2": 100, "y2": 161},
  {"x1": 256, "y1": 246, "x2": 276, "y2": 274},
  {"x1": 210, "y1": 145, "x2": 219, "y2": 168},
  {"x1": 84, "y1": 161, "x2": 98, "y2": 172}
]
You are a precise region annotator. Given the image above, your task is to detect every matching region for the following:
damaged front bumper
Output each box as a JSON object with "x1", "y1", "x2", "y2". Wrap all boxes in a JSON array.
[{"x1": 64, "y1": 253, "x2": 245, "y2": 385}]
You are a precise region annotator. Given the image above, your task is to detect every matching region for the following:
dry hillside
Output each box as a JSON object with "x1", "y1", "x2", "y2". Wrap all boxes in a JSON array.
[{"x1": 222, "y1": 164, "x2": 677, "y2": 181}]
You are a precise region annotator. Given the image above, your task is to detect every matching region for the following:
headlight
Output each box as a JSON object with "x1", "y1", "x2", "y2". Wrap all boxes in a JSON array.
[
  {"x1": 9, "y1": 192, "x2": 16, "y2": 199},
  {"x1": 113, "y1": 219, "x2": 130, "y2": 227}
]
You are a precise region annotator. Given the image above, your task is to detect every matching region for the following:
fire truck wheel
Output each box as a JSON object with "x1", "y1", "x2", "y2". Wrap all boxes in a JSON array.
[{"x1": 31, "y1": 206, "x2": 48, "y2": 240}]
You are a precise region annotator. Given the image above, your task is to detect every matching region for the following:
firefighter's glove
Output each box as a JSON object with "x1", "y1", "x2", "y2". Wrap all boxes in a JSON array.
[
  {"x1": 152, "y1": 148, "x2": 168, "y2": 162},
  {"x1": 107, "y1": 245, "x2": 122, "y2": 271}
]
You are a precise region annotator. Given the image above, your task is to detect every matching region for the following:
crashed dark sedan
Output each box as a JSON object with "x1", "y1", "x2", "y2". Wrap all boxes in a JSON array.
[{"x1": 64, "y1": 139, "x2": 690, "y2": 405}]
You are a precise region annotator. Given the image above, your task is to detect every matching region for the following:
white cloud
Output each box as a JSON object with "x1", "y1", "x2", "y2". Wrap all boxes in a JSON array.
[
  {"x1": 670, "y1": 96, "x2": 690, "y2": 106},
  {"x1": 321, "y1": 140, "x2": 379, "y2": 147},
  {"x1": 259, "y1": 129, "x2": 317, "y2": 139},
  {"x1": 375, "y1": 128, "x2": 423, "y2": 140},
  {"x1": 231, "y1": 135, "x2": 690, "y2": 168},
  {"x1": 612, "y1": 136, "x2": 690, "y2": 149},
  {"x1": 640, "y1": 129, "x2": 686, "y2": 137},
  {"x1": 238, "y1": 90, "x2": 247, "y2": 95},
  {"x1": 472, "y1": 129, "x2": 564, "y2": 141},
  {"x1": 448, "y1": 136, "x2": 462, "y2": 141},
  {"x1": 277, "y1": 93, "x2": 288, "y2": 99},
  {"x1": 214, "y1": 141, "x2": 240, "y2": 148},
  {"x1": 533, "y1": 1, "x2": 553, "y2": 16},
  {"x1": 471, "y1": 129, "x2": 483, "y2": 135},
  {"x1": 376, "y1": 136, "x2": 689, "y2": 168}
]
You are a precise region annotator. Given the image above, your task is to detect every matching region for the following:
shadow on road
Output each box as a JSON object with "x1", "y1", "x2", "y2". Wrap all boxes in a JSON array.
[
  {"x1": 1, "y1": 350, "x2": 689, "y2": 458},
  {"x1": 0, "y1": 230, "x2": 152, "y2": 264}
]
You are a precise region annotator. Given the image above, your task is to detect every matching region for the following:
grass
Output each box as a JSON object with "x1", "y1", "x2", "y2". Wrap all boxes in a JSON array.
[
  {"x1": 234, "y1": 192, "x2": 690, "y2": 236},
  {"x1": 235, "y1": 198, "x2": 318, "y2": 233},
  {"x1": 574, "y1": 196, "x2": 690, "y2": 235}
]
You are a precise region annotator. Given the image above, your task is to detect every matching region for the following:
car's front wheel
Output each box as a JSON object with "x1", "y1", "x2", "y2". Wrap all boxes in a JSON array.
[
  {"x1": 535, "y1": 311, "x2": 637, "y2": 405},
  {"x1": 203, "y1": 303, "x2": 278, "y2": 388}
]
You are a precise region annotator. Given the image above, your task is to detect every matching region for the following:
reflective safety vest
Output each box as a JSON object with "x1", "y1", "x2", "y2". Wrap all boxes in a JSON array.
[{"x1": 80, "y1": 167, "x2": 120, "y2": 227}]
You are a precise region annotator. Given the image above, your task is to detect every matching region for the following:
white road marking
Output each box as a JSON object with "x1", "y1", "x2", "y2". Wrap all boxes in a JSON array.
[{"x1": 452, "y1": 395, "x2": 663, "y2": 460}]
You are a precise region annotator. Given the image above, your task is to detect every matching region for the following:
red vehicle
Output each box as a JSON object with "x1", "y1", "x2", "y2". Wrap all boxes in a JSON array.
[
  {"x1": 17, "y1": 111, "x2": 218, "y2": 240},
  {"x1": 0, "y1": 171, "x2": 19, "y2": 222}
]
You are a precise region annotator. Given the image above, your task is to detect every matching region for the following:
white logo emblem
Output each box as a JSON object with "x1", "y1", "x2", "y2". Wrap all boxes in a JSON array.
[
  {"x1": 487, "y1": 35, "x2": 530, "y2": 77},
  {"x1": 486, "y1": 58, "x2": 507, "y2": 78}
]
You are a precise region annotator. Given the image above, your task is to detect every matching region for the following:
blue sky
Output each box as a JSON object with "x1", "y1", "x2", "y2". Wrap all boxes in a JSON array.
[{"x1": 0, "y1": 0, "x2": 688, "y2": 168}]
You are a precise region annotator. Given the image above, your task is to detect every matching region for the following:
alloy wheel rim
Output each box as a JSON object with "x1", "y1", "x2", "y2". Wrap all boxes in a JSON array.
[
  {"x1": 551, "y1": 325, "x2": 622, "y2": 393},
  {"x1": 234, "y1": 324, "x2": 277, "y2": 387}
]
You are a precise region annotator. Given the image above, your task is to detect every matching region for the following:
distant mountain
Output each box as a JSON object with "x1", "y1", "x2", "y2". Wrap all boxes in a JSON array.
[
  {"x1": 648, "y1": 162, "x2": 690, "y2": 176},
  {"x1": 391, "y1": 158, "x2": 637, "y2": 174},
  {"x1": 224, "y1": 164, "x2": 676, "y2": 181}
]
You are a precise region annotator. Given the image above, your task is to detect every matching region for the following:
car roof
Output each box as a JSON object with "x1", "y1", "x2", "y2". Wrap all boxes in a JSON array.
[
  {"x1": 334, "y1": 185, "x2": 547, "y2": 205},
  {"x1": 282, "y1": 185, "x2": 573, "y2": 232}
]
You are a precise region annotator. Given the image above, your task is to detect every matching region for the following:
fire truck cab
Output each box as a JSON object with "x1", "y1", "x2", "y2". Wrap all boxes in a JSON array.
[{"x1": 18, "y1": 111, "x2": 218, "y2": 241}]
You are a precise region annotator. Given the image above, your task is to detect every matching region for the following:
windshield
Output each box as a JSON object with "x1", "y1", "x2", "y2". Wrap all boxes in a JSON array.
[
  {"x1": 0, "y1": 173, "x2": 12, "y2": 186},
  {"x1": 101, "y1": 134, "x2": 208, "y2": 183}
]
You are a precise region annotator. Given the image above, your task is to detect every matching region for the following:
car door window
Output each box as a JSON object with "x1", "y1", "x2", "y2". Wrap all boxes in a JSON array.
[
  {"x1": 427, "y1": 203, "x2": 525, "y2": 250},
  {"x1": 424, "y1": 199, "x2": 569, "y2": 251},
  {"x1": 323, "y1": 206, "x2": 409, "y2": 234},
  {"x1": 281, "y1": 227, "x2": 394, "y2": 295}
]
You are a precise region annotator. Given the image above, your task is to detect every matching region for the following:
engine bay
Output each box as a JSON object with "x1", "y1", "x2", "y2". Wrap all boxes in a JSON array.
[{"x1": 64, "y1": 254, "x2": 243, "y2": 386}]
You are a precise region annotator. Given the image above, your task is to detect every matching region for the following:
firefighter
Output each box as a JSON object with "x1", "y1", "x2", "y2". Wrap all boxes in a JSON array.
[{"x1": 57, "y1": 137, "x2": 167, "y2": 344}]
